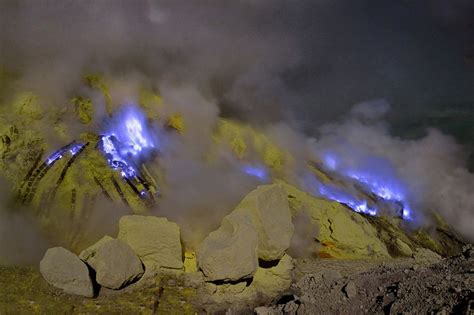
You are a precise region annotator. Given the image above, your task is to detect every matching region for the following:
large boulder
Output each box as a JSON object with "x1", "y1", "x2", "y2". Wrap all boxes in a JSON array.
[
  {"x1": 81, "y1": 238, "x2": 144, "y2": 289},
  {"x1": 39, "y1": 247, "x2": 94, "y2": 297},
  {"x1": 117, "y1": 215, "x2": 183, "y2": 271},
  {"x1": 234, "y1": 184, "x2": 294, "y2": 261},
  {"x1": 278, "y1": 181, "x2": 390, "y2": 259},
  {"x1": 197, "y1": 212, "x2": 259, "y2": 281},
  {"x1": 79, "y1": 235, "x2": 114, "y2": 261}
]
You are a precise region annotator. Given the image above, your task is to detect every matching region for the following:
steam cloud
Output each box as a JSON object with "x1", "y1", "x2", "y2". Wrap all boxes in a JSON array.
[{"x1": 0, "y1": 0, "x2": 473, "y2": 264}]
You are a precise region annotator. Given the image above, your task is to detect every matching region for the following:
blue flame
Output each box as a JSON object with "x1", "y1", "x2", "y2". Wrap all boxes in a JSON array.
[
  {"x1": 46, "y1": 142, "x2": 84, "y2": 165},
  {"x1": 242, "y1": 164, "x2": 269, "y2": 181},
  {"x1": 69, "y1": 143, "x2": 83, "y2": 156},
  {"x1": 322, "y1": 152, "x2": 339, "y2": 171},
  {"x1": 302, "y1": 173, "x2": 378, "y2": 216},
  {"x1": 320, "y1": 152, "x2": 412, "y2": 220},
  {"x1": 99, "y1": 105, "x2": 158, "y2": 180},
  {"x1": 319, "y1": 183, "x2": 378, "y2": 216},
  {"x1": 46, "y1": 151, "x2": 63, "y2": 165}
]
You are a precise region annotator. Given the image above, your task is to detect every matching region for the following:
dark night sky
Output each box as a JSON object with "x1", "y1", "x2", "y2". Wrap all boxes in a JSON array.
[{"x1": 0, "y1": 0, "x2": 473, "y2": 128}]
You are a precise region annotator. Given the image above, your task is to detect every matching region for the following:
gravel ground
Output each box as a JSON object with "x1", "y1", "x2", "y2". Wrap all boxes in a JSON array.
[{"x1": 255, "y1": 245, "x2": 474, "y2": 315}]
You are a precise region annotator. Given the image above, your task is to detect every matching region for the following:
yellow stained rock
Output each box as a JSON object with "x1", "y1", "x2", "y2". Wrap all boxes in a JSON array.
[
  {"x1": 183, "y1": 251, "x2": 198, "y2": 273},
  {"x1": 213, "y1": 119, "x2": 291, "y2": 172},
  {"x1": 252, "y1": 254, "x2": 294, "y2": 297},
  {"x1": 277, "y1": 180, "x2": 390, "y2": 259},
  {"x1": 167, "y1": 113, "x2": 185, "y2": 132},
  {"x1": 84, "y1": 74, "x2": 112, "y2": 115},
  {"x1": 71, "y1": 96, "x2": 93, "y2": 124}
]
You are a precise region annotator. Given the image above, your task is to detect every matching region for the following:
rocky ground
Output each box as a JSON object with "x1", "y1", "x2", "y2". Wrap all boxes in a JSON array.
[
  {"x1": 1, "y1": 245, "x2": 472, "y2": 314},
  {"x1": 256, "y1": 245, "x2": 474, "y2": 315}
]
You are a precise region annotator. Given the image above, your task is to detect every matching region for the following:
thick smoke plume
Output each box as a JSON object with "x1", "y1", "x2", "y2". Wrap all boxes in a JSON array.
[
  {"x1": 0, "y1": 0, "x2": 473, "y2": 264},
  {"x1": 310, "y1": 99, "x2": 474, "y2": 240}
]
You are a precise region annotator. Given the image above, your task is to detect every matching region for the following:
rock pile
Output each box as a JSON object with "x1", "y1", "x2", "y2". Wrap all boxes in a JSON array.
[
  {"x1": 39, "y1": 215, "x2": 183, "y2": 296},
  {"x1": 38, "y1": 182, "x2": 463, "y2": 307},
  {"x1": 197, "y1": 184, "x2": 294, "y2": 282}
]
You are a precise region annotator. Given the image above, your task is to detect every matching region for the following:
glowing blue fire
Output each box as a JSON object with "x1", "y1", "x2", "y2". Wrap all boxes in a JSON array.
[
  {"x1": 320, "y1": 152, "x2": 412, "y2": 220},
  {"x1": 319, "y1": 183, "x2": 378, "y2": 216},
  {"x1": 46, "y1": 142, "x2": 84, "y2": 165},
  {"x1": 46, "y1": 151, "x2": 63, "y2": 165},
  {"x1": 242, "y1": 164, "x2": 269, "y2": 181},
  {"x1": 302, "y1": 173, "x2": 378, "y2": 216},
  {"x1": 99, "y1": 105, "x2": 158, "y2": 180},
  {"x1": 69, "y1": 143, "x2": 83, "y2": 156}
]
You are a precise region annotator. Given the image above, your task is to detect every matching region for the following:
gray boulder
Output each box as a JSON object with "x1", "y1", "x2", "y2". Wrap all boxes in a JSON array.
[
  {"x1": 82, "y1": 239, "x2": 144, "y2": 289},
  {"x1": 79, "y1": 235, "x2": 114, "y2": 261},
  {"x1": 118, "y1": 215, "x2": 183, "y2": 271},
  {"x1": 197, "y1": 212, "x2": 259, "y2": 281},
  {"x1": 234, "y1": 184, "x2": 294, "y2": 261},
  {"x1": 40, "y1": 247, "x2": 94, "y2": 297}
]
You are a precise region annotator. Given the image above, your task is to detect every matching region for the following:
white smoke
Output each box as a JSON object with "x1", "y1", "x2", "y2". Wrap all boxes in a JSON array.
[{"x1": 310, "y1": 99, "x2": 474, "y2": 240}]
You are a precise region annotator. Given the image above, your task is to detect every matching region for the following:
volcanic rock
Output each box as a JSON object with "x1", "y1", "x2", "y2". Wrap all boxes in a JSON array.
[
  {"x1": 197, "y1": 212, "x2": 259, "y2": 281},
  {"x1": 233, "y1": 184, "x2": 294, "y2": 261},
  {"x1": 394, "y1": 238, "x2": 413, "y2": 257},
  {"x1": 413, "y1": 248, "x2": 442, "y2": 264},
  {"x1": 79, "y1": 235, "x2": 114, "y2": 261},
  {"x1": 252, "y1": 254, "x2": 294, "y2": 297},
  {"x1": 343, "y1": 281, "x2": 357, "y2": 298},
  {"x1": 197, "y1": 184, "x2": 294, "y2": 281},
  {"x1": 39, "y1": 247, "x2": 94, "y2": 297},
  {"x1": 81, "y1": 239, "x2": 144, "y2": 289},
  {"x1": 118, "y1": 215, "x2": 183, "y2": 271},
  {"x1": 278, "y1": 181, "x2": 390, "y2": 259}
]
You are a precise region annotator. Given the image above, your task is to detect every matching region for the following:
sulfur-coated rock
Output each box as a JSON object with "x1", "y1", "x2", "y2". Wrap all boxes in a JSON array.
[
  {"x1": 39, "y1": 247, "x2": 94, "y2": 297},
  {"x1": 233, "y1": 184, "x2": 294, "y2": 261},
  {"x1": 413, "y1": 248, "x2": 442, "y2": 264},
  {"x1": 197, "y1": 212, "x2": 259, "y2": 281},
  {"x1": 394, "y1": 238, "x2": 413, "y2": 257},
  {"x1": 118, "y1": 215, "x2": 183, "y2": 271},
  {"x1": 252, "y1": 254, "x2": 294, "y2": 297},
  {"x1": 82, "y1": 239, "x2": 144, "y2": 289},
  {"x1": 278, "y1": 180, "x2": 390, "y2": 259}
]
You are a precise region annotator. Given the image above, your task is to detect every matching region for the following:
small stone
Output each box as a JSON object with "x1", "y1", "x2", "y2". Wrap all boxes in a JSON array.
[{"x1": 343, "y1": 281, "x2": 357, "y2": 298}]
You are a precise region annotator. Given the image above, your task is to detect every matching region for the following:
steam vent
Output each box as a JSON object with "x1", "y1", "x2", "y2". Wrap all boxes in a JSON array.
[{"x1": 1, "y1": 2, "x2": 473, "y2": 314}]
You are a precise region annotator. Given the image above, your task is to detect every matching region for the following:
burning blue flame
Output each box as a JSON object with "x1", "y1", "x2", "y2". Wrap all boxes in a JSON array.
[
  {"x1": 69, "y1": 143, "x2": 83, "y2": 156},
  {"x1": 319, "y1": 183, "x2": 378, "y2": 216},
  {"x1": 320, "y1": 152, "x2": 413, "y2": 220},
  {"x1": 302, "y1": 173, "x2": 378, "y2": 216},
  {"x1": 99, "y1": 105, "x2": 159, "y2": 180},
  {"x1": 46, "y1": 142, "x2": 84, "y2": 165},
  {"x1": 242, "y1": 164, "x2": 269, "y2": 181}
]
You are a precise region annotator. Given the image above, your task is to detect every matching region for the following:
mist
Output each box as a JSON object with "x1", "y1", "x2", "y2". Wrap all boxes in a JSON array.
[{"x1": 0, "y1": 0, "x2": 473, "y2": 263}]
